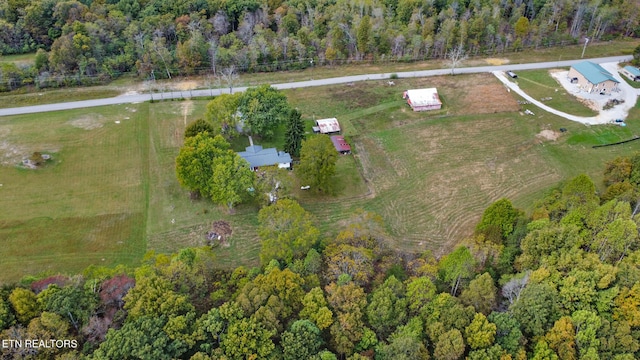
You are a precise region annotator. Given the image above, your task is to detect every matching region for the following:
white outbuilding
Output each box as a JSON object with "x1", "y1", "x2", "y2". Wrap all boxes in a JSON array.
[{"x1": 403, "y1": 88, "x2": 442, "y2": 111}]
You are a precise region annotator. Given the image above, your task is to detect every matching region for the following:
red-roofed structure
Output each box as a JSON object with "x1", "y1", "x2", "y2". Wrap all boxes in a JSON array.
[{"x1": 330, "y1": 135, "x2": 351, "y2": 154}]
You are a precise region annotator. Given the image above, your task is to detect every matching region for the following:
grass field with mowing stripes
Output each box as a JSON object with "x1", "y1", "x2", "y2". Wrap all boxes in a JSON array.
[{"x1": 2, "y1": 70, "x2": 640, "y2": 282}]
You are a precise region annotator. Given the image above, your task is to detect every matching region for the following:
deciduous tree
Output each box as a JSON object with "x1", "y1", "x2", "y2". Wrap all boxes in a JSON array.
[
  {"x1": 175, "y1": 133, "x2": 255, "y2": 209},
  {"x1": 475, "y1": 198, "x2": 523, "y2": 243},
  {"x1": 465, "y1": 313, "x2": 496, "y2": 350},
  {"x1": 366, "y1": 276, "x2": 407, "y2": 338},
  {"x1": 237, "y1": 84, "x2": 290, "y2": 138},
  {"x1": 460, "y1": 272, "x2": 497, "y2": 315},
  {"x1": 406, "y1": 276, "x2": 437, "y2": 316},
  {"x1": 325, "y1": 281, "x2": 367, "y2": 356},
  {"x1": 281, "y1": 319, "x2": 324, "y2": 360},
  {"x1": 296, "y1": 135, "x2": 338, "y2": 193},
  {"x1": 203, "y1": 93, "x2": 241, "y2": 138},
  {"x1": 510, "y1": 282, "x2": 559, "y2": 337},
  {"x1": 258, "y1": 199, "x2": 320, "y2": 264},
  {"x1": 184, "y1": 119, "x2": 215, "y2": 139},
  {"x1": 487, "y1": 311, "x2": 524, "y2": 356},
  {"x1": 300, "y1": 287, "x2": 333, "y2": 330},
  {"x1": 208, "y1": 151, "x2": 255, "y2": 211},
  {"x1": 434, "y1": 329, "x2": 465, "y2": 360},
  {"x1": 438, "y1": 246, "x2": 476, "y2": 295},
  {"x1": 8, "y1": 288, "x2": 40, "y2": 324}
]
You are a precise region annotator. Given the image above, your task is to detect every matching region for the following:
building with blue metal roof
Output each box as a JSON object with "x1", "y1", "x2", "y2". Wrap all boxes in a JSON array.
[
  {"x1": 622, "y1": 65, "x2": 640, "y2": 82},
  {"x1": 237, "y1": 137, "x2": 292, "y2": 170},
  {"x1": 567, "y1": 61, "x2": 619, "y2": 95}
]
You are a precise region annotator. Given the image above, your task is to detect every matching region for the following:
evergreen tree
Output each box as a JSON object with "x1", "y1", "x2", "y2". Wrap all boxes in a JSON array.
[{"x1": 284, "y1": 108, "x2": 305, "y2": 158}]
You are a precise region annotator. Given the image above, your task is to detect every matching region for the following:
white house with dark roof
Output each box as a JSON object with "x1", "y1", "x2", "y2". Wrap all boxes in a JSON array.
[
  {"x1": 568, "y1": 61, "x2": 619, "y2": 95},
  {"x1": 237, "y1": 137, "x2": 292, "y2": 170}
]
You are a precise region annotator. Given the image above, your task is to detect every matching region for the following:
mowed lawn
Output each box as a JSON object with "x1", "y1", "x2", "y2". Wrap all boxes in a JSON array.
[
  {"x1": 287, "y1": 74, "x2": 640, "y2": 255},
  {"x1": 0, "y1": 105, "x2": 149, "y2": 283},
  {"x1": 511, "y1": 69, "x2": 598, "y2": 117},
  {"x1": 3, "y1": 72, "x2": 640, "y2": 282}
]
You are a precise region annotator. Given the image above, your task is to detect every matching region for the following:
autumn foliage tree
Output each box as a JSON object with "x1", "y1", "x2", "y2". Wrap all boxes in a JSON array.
[{"x1": 257, "y1": 199, "x2": 320, "y2": 265}]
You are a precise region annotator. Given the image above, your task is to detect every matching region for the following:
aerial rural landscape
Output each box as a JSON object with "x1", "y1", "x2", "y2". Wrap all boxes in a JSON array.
[{"x1": 2, "y1": 0, "x2": 640, "y2": 358}]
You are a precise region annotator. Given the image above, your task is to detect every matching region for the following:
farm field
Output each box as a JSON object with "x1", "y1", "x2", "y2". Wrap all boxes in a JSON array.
[
  {"x1": 0, "y1": 104, "x2": 149, "y2": 282},
  {"x1": 2, "y1": 72, "x2": 640, "y2": 283}
]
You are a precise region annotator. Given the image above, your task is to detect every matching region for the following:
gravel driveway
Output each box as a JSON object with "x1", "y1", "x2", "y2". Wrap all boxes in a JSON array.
[{"x1": 494, "y1": 62, "x2": 640, "y2": 125}]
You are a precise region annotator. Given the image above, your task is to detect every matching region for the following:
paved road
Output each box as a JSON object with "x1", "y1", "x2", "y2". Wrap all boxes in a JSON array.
[{"x1": 0, "y1": 55, "x2": 632, "y2": 117}]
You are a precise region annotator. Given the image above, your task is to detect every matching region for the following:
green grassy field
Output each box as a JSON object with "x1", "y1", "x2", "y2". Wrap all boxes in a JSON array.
[
  {"x1": 0, "y1": 53, "x2": 35, "y2": 65},
  {"x1": 2, "y1": 69, "x2": 640, "y2": 283},
  {"x1": 511, "y1": 69, "x2": 598, "y2": 116},
  {"x1": 0, "y1": 88, "x2": 122, "y2": 109},
  {"x1": 0, "y1": 104, "x2": 149, "y2": 282}
]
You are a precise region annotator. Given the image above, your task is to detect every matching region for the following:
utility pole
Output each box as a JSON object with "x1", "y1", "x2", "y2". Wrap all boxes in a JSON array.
[{"x1": 581, "y1": 37, "x2": 589, "y2": 58}]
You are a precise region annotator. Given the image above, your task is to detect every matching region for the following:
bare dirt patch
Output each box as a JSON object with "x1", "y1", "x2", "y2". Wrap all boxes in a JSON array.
[
  {"x1": 447, "y1": 74, "x2": 520, "y2": 115},
  {"x1": 537, "y1": 129, "x2": 561, "y2": 141},
  {"x1": 0, "y1": 140, "x2": 28, "y2": 166},
  {"x1": 68, "y1": 114, "x2": 106, "y2": 130},
  {"x1": 207, "y1": 220, "x2": 233, "y2": 248},
  {"x1": 486, "y1": 58, "x2": 510, "y2": 66},
  {"x1": 176, "y1": 80, "x2": 199, "y2": 91},
  {"x1": 181, "y1": 100, "x2": 194, "y2": 125}
]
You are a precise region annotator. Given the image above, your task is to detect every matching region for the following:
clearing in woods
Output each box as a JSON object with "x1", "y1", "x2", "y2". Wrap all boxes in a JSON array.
[
  {"x1": 288, "y1": 73, "x2": 640, "y2": 254},
  {"x1": 2, "y1": 72, "x2": 640, "y2": 282}
]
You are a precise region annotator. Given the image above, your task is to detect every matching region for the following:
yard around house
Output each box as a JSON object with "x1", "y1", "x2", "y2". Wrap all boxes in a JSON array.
[
  {"x1": 2, "y1": 72, "x2": 640, "y2": 283},
  {"x1": 507, "y1": 69, "x2": 600, "y2": 117}
]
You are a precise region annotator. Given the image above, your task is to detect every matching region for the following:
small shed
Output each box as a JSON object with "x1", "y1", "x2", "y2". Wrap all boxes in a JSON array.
[
  {"x1": 314, "y1": 118, "x2": 341, "y2": 134},
  {"x1": 622, "y1": 65, "x2": 640, "y2": 82},
  {"x1": 403, "y1": 88, "x2": 442, "y2": 111},
  {"x1": 330, "y1": 135, "x2": 351, "y2": 154}
]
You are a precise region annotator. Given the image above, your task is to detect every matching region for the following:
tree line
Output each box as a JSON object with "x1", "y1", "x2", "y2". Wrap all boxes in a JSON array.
[
  {"x1": 1, "y1": 0, "x2": 639, "y2": 91},
  {"x1": 2, "y1": 153, "x2": 640, "y2": 359}
]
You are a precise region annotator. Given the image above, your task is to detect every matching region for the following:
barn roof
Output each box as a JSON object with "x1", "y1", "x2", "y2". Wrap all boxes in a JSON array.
[
  {"x1": 624, "y1": 65, "x2": 640, "y2": 76},
  {"x1": 404, "y1": 88, "x2": 442, "y2": 107},
  {"x1": 237, "y1": 144, "x2": 292, "y2": 168},
  {"x1": 330, "y1": 135, "x2": 351, "y2": 152},
  {"x1": 315, "y1": 118, "x2": 341, "y2": 133},
  {"x1": 572, "y1": 61, "x2": 619, "y2": 85}
]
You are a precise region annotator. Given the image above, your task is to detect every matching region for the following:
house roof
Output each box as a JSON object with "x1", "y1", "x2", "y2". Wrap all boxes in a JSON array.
[
  {"x1": 237, "y1": 145, "x2": 292, "y2": 168},
  {"x1": 624, "y1": 65, "x2": 640, "y2": 77},
  {"x1": 404, "y1": 88, "x2": 442, "y2": 107},
  {"x1": 315, "y1": 118, "x2": 341, "y2": 133},
  {"x1": 330, "y1": 135, "x2": 351, "y2": 152},
  {"x1": 572, "y1": 61, "x2": 619, "y2": 85}
]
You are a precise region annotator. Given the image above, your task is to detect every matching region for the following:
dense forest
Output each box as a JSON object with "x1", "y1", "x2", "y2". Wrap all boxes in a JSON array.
[
  {"x1": 2, "y1": 153, "x2": 640, "y2": 359},
  {"x1": 1, "y1": 0, "x2": 639, "y2": 90}
]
